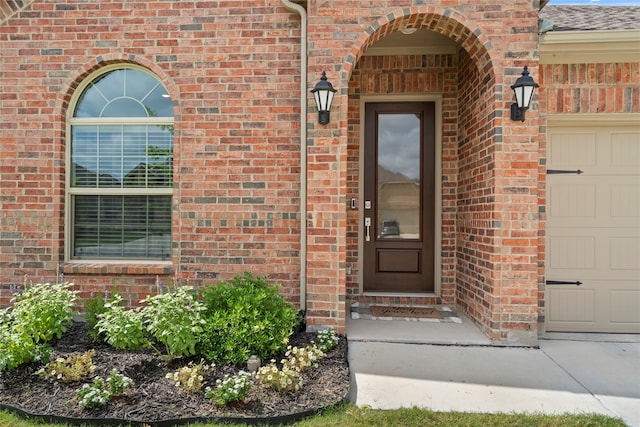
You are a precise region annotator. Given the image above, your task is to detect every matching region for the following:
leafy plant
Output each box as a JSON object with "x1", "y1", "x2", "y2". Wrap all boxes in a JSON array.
[
  {"x1": 10, "y1": 282, "x2": 77, "y2": 343},
  {"x1": 0, "y1": 320, "x2": 52, "y2": 372},
  {"x1": 205, "y1": 371, "x2": 252, "y2": 406},
  {"x1": 96, "y1": 295, "x2": 150, "y2": 351},
  {"x1": 141, "y1": 286, "x2": 206, "y2": 360},
  {"x1": 85, "y1": 290, "x2": 120, "y2": 342},
  {"x1": 0, "y1": 282, "x2": 77, "y2": 372},
  {"x1": 316, "y1": 329, "x2": 338, "y2": 352},
  {"x1": 84, "y1": 295, "x2": 106, "y2": 341},
  {"x1": 37, "y1": 350, "x2": 96, "y2": 383},
  {"x1": 198, "y1": 272, "x2": 300, "y2": 365},
  {"x1": 165, "y1": 360, "x2": 212, "y2": 393}
]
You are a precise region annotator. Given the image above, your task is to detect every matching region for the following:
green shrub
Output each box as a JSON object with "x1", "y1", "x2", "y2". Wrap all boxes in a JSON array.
[
  {"x1": 84, "y1": 295, "x2": 105, "y2": 341},
  {"x1": 141, "y1": 286, "x2": 206, "y2": 360},
  {"x1": 10, "y1": 282, "x2": 77, "y2": 343},
  {"x1": 0, "y1": 282, "x2": 77, "y2": 372},
  {"x1": 96, "y1": 295, "x2": 149, "y2": 351},
  {"x1": 198, "y1": 272, "x2": 300, "y2": 365},
  {"x1": 0, "y1": 314, "x2": 52, "y2": 372},
  {"x1": 85, "y1": 290, "x2": 120, "y2": 342}
]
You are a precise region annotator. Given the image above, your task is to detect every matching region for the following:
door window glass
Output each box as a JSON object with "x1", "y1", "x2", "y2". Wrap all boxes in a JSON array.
[{"x1": 376, "y1": 113, "x2": 421, "y2": 240}]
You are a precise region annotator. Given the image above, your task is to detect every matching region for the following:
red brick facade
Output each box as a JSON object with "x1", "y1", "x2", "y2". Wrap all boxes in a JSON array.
[
  {"x1": 540, "y1": 63, "x2": 640, "y2": 114},
  {"x1": 1, "y1": 0, "x2": 553, "y2": 342}
]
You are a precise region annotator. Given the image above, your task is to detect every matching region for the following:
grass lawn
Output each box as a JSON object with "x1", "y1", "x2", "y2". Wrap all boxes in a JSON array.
[{"x1": 0, "y1": 405, "x2": 627, "y2": 427}]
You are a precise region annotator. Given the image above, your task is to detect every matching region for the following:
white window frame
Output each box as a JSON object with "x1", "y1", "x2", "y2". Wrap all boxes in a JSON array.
[{"x1": 64, "y1": 64, "x2": 174, "y2": 263}]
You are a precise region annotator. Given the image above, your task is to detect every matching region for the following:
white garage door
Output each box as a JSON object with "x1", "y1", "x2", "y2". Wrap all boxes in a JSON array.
[{"x1": 546, "y1": 122, "x2": 640, "y2": 333}]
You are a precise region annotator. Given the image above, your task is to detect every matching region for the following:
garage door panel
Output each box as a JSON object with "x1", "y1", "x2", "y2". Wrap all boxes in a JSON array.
[
  {"x1": 548, "y1": 288, "x2": 595, "y2": 324},
  {"x1": 611, "y1": 183, "x2": 640, "y2": 219},
  {"x1": 549, "y1": 184, "x2": 596, "y2": 219},
  {"x1": 549, "y1": 132, "x2": 596, "y2": 167},
  {"x1": 548, "y1": 282, "x2": 639, "y2": 333},
  {"x1": 548, "y1": 236, "x2": 595, "y2": 271},
  {"x1": 611, "y1": 131, "x2": 640, "y2": 169},
  {"x1": 610, "y1": 236, "x2": 640, "y2": 271},
  {"x1": 549, "y1": 177, "x2": 640, "y2": 228},
  {"x1": 610, "y1": 290, "x2": 640, "y2": 324},
  {"x1": 548, "y1": 228, "x2": 640, "y2": 280},
  {"x1": 547, "y1": 123, "x2": 640, "y2": 333}
]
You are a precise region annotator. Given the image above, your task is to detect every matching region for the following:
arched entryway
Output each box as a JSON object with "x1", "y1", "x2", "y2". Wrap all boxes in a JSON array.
[{"x1": 343, "y1": 10, "x2": 505, "y2": 339}]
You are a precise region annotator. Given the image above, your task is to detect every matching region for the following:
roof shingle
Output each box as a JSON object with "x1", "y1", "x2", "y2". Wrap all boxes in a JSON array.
[{"x1": 540, "y1": 6, "x2": 640, "y2": 32}]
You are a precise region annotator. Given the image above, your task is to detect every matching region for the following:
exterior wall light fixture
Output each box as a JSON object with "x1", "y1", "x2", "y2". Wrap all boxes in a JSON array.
[
  {"x1": 311, "y1": 71, "x2": 336, "y2": 125},
  {"x1": 510, "y1": 65, "x2": 539, "y2": 122}
]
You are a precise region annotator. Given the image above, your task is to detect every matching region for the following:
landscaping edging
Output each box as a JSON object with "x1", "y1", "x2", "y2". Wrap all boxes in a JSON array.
[{"x1": 0, "y1": 394, "x2": 350, "y2": 426}]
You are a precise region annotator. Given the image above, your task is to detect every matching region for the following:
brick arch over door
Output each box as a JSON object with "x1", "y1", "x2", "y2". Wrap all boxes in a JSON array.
[
  {"x1": 341, "y1": 8, "x2": 509, "y2": 338},
  {"x1": 342, "y1": 7, "x2": 497, "y2": 86}
]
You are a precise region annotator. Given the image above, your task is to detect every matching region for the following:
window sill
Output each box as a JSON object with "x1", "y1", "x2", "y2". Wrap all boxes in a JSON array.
[{"x1": 61, "y1": 262, "x2": 173, "y2": 276}]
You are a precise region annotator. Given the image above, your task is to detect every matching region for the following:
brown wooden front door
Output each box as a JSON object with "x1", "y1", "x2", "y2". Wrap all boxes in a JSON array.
[{"x1": 363, "y1": 102, "x2": 435, "y2": 292}]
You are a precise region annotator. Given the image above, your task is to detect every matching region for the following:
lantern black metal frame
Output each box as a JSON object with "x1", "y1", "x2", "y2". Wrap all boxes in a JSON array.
[
  {"x1": 510, "y1": 66, "x2": 539, "y2": 122},
  {"x1": 310, "y1": 71, "x2": 337, "y2": 125}
]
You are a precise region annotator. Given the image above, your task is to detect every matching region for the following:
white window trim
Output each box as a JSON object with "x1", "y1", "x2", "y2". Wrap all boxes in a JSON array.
[{"x1": 64, "y1": 64, "x2": 174, "y2": 263}]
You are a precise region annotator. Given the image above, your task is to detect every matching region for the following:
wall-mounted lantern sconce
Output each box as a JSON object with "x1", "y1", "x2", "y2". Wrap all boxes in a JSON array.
[
  {"x1": 311, "y1": 71, "x2": 336, "y2": 125},
  {"x1": 510, "y1": 65, "x2": 539, "y2": 122}
]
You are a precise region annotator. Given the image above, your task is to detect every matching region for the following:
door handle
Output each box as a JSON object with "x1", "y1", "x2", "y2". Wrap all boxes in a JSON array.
[{"x1": 365, "y1": 217, "x2": 371, "y2": 241}]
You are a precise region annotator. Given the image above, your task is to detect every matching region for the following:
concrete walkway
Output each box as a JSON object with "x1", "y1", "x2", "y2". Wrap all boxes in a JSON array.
[{"x1": 347, "y1": 315, "x2": 640, "y2": 426}]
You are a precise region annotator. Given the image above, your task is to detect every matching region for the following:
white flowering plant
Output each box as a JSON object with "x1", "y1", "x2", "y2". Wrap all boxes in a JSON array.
[
  {"x1": 205, "y1": 371, "x2": 252, "y2": 406},
  {"x1": 283, "y1": 345, "x2": 324, "y2": 373},
  {"x1": 107, "y1": 369, "x2": 134, "y2": 395},
  {"x1": 77, "y1": 378, "x2": 111, "y2": 409},
  {"x1": 254, "y1": 359, "x2": 302, "y2": 393},
  {"x1": 37, "y1": 350, "x2": 96, "y2": 383},
  {"x1": 76, "y1": 371, "x2": 133, "y2": 409},
  {"x1": 165, "y1": 359, "x2": 212, "y2": 393},
  {"x1": 315, "y1": 329, "x2": 338, "y2": 352}
]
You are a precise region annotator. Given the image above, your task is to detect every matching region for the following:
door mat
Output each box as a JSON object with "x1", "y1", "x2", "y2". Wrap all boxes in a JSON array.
[
  {"x1": 370, "y1": 305, "x2": 443, "y2": 319},
  {"x1": 351, "y1": 303, "x2": 462, "y2": 323}
]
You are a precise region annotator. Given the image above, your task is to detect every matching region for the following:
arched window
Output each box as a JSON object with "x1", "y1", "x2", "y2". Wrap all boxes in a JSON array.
[{"x1": 68, "y1": 67, "x2": 174, "y2": 260}]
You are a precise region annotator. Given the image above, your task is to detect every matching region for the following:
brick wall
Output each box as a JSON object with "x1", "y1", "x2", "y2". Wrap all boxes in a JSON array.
[
  {"x1": 540, "y1": 63, "x2": 640, "y2": 114},
  {"x1": 1, "y1": 0, "x2": 543, "y2": 339},
  {"x1": 0, "y1": 0, "x2": 304, "y2": 309}
]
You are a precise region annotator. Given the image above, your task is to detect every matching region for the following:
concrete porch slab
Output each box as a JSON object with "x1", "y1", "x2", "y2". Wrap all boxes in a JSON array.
[
  {"x1": 346, "y1": 310, "x2": 493, "y2": 346},
  {"x1": 346, "y1": 317, "x2": 640, "y2": 426}
]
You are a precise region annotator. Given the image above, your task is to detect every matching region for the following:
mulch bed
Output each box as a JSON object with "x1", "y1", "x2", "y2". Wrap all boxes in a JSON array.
[{"x1": 0, "y1": 321, "x2": 350, "y2": 426}]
